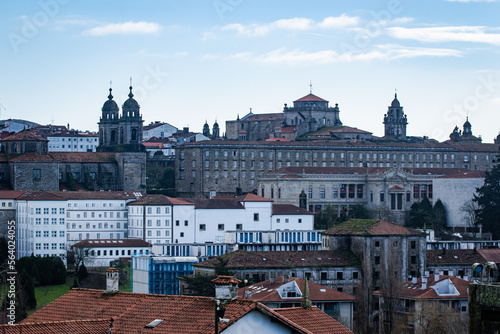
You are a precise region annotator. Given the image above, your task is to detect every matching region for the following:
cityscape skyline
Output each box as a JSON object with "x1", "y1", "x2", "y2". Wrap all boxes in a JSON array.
[{"x1": 1, "y1": 0, "x2": 500, "y2": 142}]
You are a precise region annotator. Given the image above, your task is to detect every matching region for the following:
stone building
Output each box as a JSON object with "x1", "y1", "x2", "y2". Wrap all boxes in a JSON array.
[
  {"x1": 321, "y1": 219, "x2": 427, "y2": 330},
  {"x1": 0, "y1": 86, "x2": 146, "y2": 191},
  {"x1": 175, "y1": 139, "x2": 498, "y2": 198},
  {"x1": 383, "y1": 93, "x2": 408, "y2": 140}
]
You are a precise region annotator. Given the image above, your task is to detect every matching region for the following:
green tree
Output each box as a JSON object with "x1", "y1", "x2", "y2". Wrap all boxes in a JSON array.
[
  {"x1": 432, "y1": 199, "x2": 447, "y2": 236},
  {"x1": 51, "y1": 256, "x2": 67, "y2": 284},
  {"x1": 78, "y1": 263, "x2": 89, "y2": 282},
  {"x1": 409, "y1": 197, "x2": 432, "y2": 229},
  {"x1": 474, "y1": 157, "x2": 500, "y2": 239},
  {"x1": 351, "y1": 204, "x2": 369, "y2": 219},
  {"x1": 314, "y1": 205, "x2": 340, "y2": 230},
  {"x1": 20, "y1": 269, "x2": 36, "y2": 310}
]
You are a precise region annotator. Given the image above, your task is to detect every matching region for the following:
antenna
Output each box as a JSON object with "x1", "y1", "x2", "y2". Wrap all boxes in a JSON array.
[
  {"x1": 310, "y1": 81, "x2": 312, "y2": 94},
  {"x1": 130, "y1": 76, "x2": 132, "y2": 87},
  {"x1": 50, "y1": 113, "x2": 55, "y2": 125},
  {"x1": 109, "y1": 80, "x2": 112, "y2": 89}
]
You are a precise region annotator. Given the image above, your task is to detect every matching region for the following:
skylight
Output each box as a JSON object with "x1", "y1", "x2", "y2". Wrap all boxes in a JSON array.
[
  {"x1": 145, "y1": 319, "x2": 164, "y2": 328},
  {"x1": 320, "y1": 289, "x2": 326, "y2": 292}
]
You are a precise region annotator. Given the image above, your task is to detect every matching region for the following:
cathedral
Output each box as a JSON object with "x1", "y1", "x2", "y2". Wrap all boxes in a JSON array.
[
  {"x1": 0, "y1": 85, "x2": 146, "y2": 192},
  {"x1": 98, "y1": 85, "x2": 144, "y2": 152}
]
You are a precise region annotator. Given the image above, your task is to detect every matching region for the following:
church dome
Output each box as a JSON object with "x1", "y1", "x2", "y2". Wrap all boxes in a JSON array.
[
  {"x1": 391, "y1": 93, "x2": 400, "y2": 107},
  {"x1": 102, "y1": 88, "x2": 119, "y2": 113},
  {"x1": 463, "y1": 117, "x2": 471, "y2": 128},
  {"x1": 122, "y1": 86, "x2": 140, "y2": 117}
]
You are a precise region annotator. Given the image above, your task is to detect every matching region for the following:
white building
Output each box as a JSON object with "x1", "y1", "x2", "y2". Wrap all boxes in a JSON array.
[
  {"x1": 15, "y1": 192, "x2": 67, "y2": 260},
  {"x1": 142, "y1": 121, "x2": 178, "y2": 141},
  {"x1": 46, "y1": 132, "x2": 99, "y2": 152},
  {"x1": 72, "y1": 239, "x2": 151, "y2": 267},
  {"x1": 432, "y1": 170, "x2": 485, "y2": 233},
  {"x1": 63, "y1": 191, "x2": 142, "y2": 245}
]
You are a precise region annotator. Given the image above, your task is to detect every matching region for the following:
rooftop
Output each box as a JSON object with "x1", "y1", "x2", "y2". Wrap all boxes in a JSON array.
[
  {"x1": 427, "y1": 249, "x2": 486, "y2": 265},
  {"x1": 72, "y1": 239, "x2": 151, "y2": 248},
  {"x1": 322, "y1": 219, "x2": 424, "y2": 236},
  {"x1": 272, "y1": 306, "x2": 354, "y2": 334},
  {"x1": 272, "y1": 204, "x2": 314, "y2": 216},
  {"x1": 194, "y1": 250, "x2": 360, "y2": 269}
]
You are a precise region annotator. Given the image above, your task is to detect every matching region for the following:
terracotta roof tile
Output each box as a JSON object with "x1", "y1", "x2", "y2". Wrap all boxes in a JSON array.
[
  {"x1": 271, "y1": 306, "x2": 354, "y2": 334},
  {"x1": 72, "y1": 239, "x2": 151, "y2": 248},
  {"x1": 322, "y1": 219, "x2": 423, "y2": 236},
  {"x1": 194, "y1": 250, "x2": 360, "y2": 269},
  {"x1": 48, "y1": 152, "x2": 117, "y2": 163},
  {"x1": 272, "y1": 204, "x2": 314, "y2": 215},
  {"x1": 1, "y1": 319, "x2": 112, "y2": 334},
  {"x1": 375, "y1": 275, "x2": 469, "y2": 300},
  {"x1": 25, "y1": 289, "x2": 257, "y2": 334},
  {"x1": 266, "y1": 137, "x2": 292, "y2": 142},
  {"x1": 212, "y1": 275, "x2": 242, "y2": 285},
  {"x1": 477, "y1": 248, "x2": 500, "y2": 263},
  {"x1": 2, "y1": 130, "x2": 48, "y2": 142},
  {"x1": 8, "y1": 153, "x2": 55, "y2": 162},
  {"x1": 239, "y1": 276, "x2": 355, "y2": 303},
  {"x1": 181, "y1": 198, "x2": 244, "y2": 210},
  {"x1": 127, "y1": 194, "x2": 193, "y2": 206},
  {"x1": 0, "y1": 190, "x2": 26, "y2": 199},
  {"x1": 242, "y1": 113, "x2": 284, "y2": 122},
  {"x1": 294, "y1": 93, "x2": 328, "y2": 102},
  {"x1": 426, "y1": 249, "x2": 486, "y2": 265}
]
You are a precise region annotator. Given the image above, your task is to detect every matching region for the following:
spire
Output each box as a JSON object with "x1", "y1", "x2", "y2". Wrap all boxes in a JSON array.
[
  {"x1": 395, "y1": 88, "x2": 397, "y2": 99},
  {"x1": 309, "y1": 80, "x2": 313, "y2": 94},
  {"x1": 108, "y1": 88, "x2": 113, "y2": 100},
  {"x1": 128, "y1": 77, "x2": 134, "y2": 98}
]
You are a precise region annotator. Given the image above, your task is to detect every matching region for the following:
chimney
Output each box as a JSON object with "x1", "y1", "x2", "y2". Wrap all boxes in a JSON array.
[
  {"x1": 421, "y1": 283, "x2": 427, "y2": 290},
  {"x1": 301, "y1": 279, "x2": 312, "y2": 310},
  {"x1": 105, "y1": 268, "x2": 119, "y2": 293},
  {"x1": 209, "y1": 190, "x2": 216, "y2": 199},
  {"x1": 412, "y1": 277, "x2": 417, "y2": 284},
  {"x1": 422, "y1": 276, "x2": 428, "y2": 284},
  {"x1": 434, "y1": 274, "x2": 440, "y2": 282},
  {"x1": 212, "y1": 276, "x2": 241, "y2": 300},
  {"x1": 183, "y1": 127, "x2": 189, "y2": 134}
]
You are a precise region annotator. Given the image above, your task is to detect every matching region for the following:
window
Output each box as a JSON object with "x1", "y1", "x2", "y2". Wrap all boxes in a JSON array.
[
  {"x1": 180, "y1": 232, "x2": 184, "y2": 237},
  {"x1": 308, "y1": 188, "x2": 313, "y2": 199},
  {"x1": 336, "y1": 272, "x2": 344, "y2": 280},
  {"x1": 199, "y1": 224, "x2": 206, "y2": 231},
  {"x1": 320, "y1": 188, "x2": 325, "y2": 198},
  {"x1": 375, "y1": 256, "x2": 380, "y2": 265},
  {"x1": 218, "y1": 224, "x2": 224, "y2": 231},
  {"x1": 340, "y1": 184, "x2": 346, "y2": 198},
  {"x1": 236, "y1": 224, "x2": 243, "y2": 231},
  {"x1": 51, "y1": 208, "x2": 57, "y2": 214},
  {"x1": 44, "y1": 208, "x2": 49, "y2": 214},
  {"x1": 253, "y1": 213, "x2": 259, "y2": 221},
  {"x1": 353, "y1": 272, "x2": 359, "y2": 279},
  {"x1": 375, "y1": 241, "x2": 380, "y2": 247},
  {"x1": 380, "y1": 193, "x2": 385, "y2": 202},
  {"x1": 411, "y1": 241, "x2": 416, "y2": 249},
  {"x1": 321, "y1": 272, "x2": 328, "y2": 280},
  {"x1": 184, "y1": 220, "x2": 188, "y2": 226},
  {"x1": 176, "y1": 220, "x2": 180, "y2": 226},
  {"x1": 411, "y1": 256, "x2": 416, "y2": 264},
  {"x1": 33, "y1": 169, "x2": 41, "y2": 181}
]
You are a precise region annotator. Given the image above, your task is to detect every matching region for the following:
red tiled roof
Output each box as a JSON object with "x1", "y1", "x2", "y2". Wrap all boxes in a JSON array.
[
  {"x1": 143, "y1": 142, "x2": 163, "y2": 148},
  {"x1": 17, "y1": 191, "x2": 66, "y2": 201},
  {"x1": 427, "y1": 249, "x2": 486, "y2": 265},
  {"x1": 127, "y1": 194, "x2": 193, "y2": 206},
  {"x1": 438, "y1": 170, "x2": 486, "y2": 179},
  {"x1": 72, "y1": 239, "x2": 151, "y2": 248},
  {"x1": 294, "y1": 94, "x2": 328, "y2": 102},
  {"x1": 238, "y1": 276, "x2": 355, "y2": 303},
  {"x1": 25, "y1": 289, "x2": 257, "y2": 333},
  {"x1": 322, "y1": 219, "x2": 423, "y2": 236},
  {"x1": 8, "y1": 152, "x2": 55, "y2": 162},
  {"x1": 52, "y1": 191, "x2": 143, "y2": 200},
  {"x1": 478, "y1": 248, "x2": 500, "y2": 263},
  {"x1": 375, "y1": 275, "x2": 469, "y2": 300},
  {"x1": 272, "y1": 306, "x2": 354, "y2": 334},
  {"x1": 2, "y1": 130, "x2": 48, "y2": 142},
  {"x1": 272, "y1": 204, "x2": 314, "y2": 215},
  {"x1": 389, "y1": 185, "x2": 405, "y2": 191},
  {"x1": 280, "y1": 126, "x2": 296, "y2": 134},
  {"x1": 238, "y1": 193, "x2": 273, "y2": 202},
  {"x1": 212, "y1": 275, "x2": 242, "y2": 285},
  {"x1": 0, "y1": 190, "x2": 26, "y2": 199},
  {"x1": 1, "y1": 319, "x2": 112, "y2": 334},
  {"x1": 194, "y1": 250, "x2": 360, "y2": 269}
]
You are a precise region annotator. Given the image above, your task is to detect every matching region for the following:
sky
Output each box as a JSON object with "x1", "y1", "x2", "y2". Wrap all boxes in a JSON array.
[{"x1": 1, "y1": 0, "x2": 500, "y2": 142}]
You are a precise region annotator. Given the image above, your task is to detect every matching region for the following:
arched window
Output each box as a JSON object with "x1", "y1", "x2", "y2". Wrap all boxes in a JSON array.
[{"x1": 131, "y1": 128, "x2": 137, "y2": 141}]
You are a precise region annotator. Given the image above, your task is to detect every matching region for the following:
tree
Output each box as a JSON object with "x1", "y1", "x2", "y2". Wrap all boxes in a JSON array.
[
  {"x1": 19, "y1": 269, "x2": 36, "y2": 310},
  {"x1": 71, "y1": 247, "x2": 90, "y2": 273},
  {"x1": 461, "y1": 199, "x2": 480, "y2": 238},
  {"x1": 432, "y1": 199, "x2": 447, "y2": 237},
  {"x1": 474, "y1": 158, "x2": 500, "y2": 239},
  {"x1": 314, "y1": 205, "x2": 339, "y2": 230},
  {"x1": 369, "y1": 203, "x2": 396, "y2": 223},
  {"x1": 411, "y1": 300, "x2": 468, "y2": 333},
  {"x1": 181, "y1": 256, "x2": 234, "y2": 297},
  {"x1": 78, "y1": 263, "x2": 89, "y2": 282},
  {"x1": 351, "y1": 204, "x2": 369, "y2": 219},
  {"x1": 409, "y1": 197, "x2": 432, "y2": 229}
]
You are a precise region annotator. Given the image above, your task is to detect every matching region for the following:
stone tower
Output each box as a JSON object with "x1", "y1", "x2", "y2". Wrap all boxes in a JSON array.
[
  {"x1": 383, "y1": 93, "x2": 408, "y2": 140},
  {"x1": 212, "y1": 120, "x2": 220, "y2": 140},
  {"x1": 98, "y1": 85, "x2": 144, "y2": 152},
  {"x1": 202, "y1": 121, "x2": 210, "y2": 138}
]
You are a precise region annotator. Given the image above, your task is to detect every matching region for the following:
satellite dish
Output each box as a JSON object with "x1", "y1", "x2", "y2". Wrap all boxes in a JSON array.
[{"x1": 472, "y1": 263, "x2": 483, "y2": 273}]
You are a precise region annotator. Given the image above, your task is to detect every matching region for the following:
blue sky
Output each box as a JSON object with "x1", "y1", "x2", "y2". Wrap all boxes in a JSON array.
[{"x1": 1, "y1": 0, "x2": 500, "y2": 141}]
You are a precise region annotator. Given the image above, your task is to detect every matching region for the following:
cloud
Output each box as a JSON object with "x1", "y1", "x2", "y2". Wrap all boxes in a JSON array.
[
  {"x1": 318, "y1": 14, "x2": 360, "y2": 29},
  {"x1": 387, "y1": 26, "x2": 500, "y2": 45},
  {"x1": 202, "y1": 44, "x2": 462, "y2": 65},
  {"x1": 221, "y1": 15, "x2": 360, "y2": 37},
  {"x1": 83, "y1": 21, "x2": 161, "y2": 36}
]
